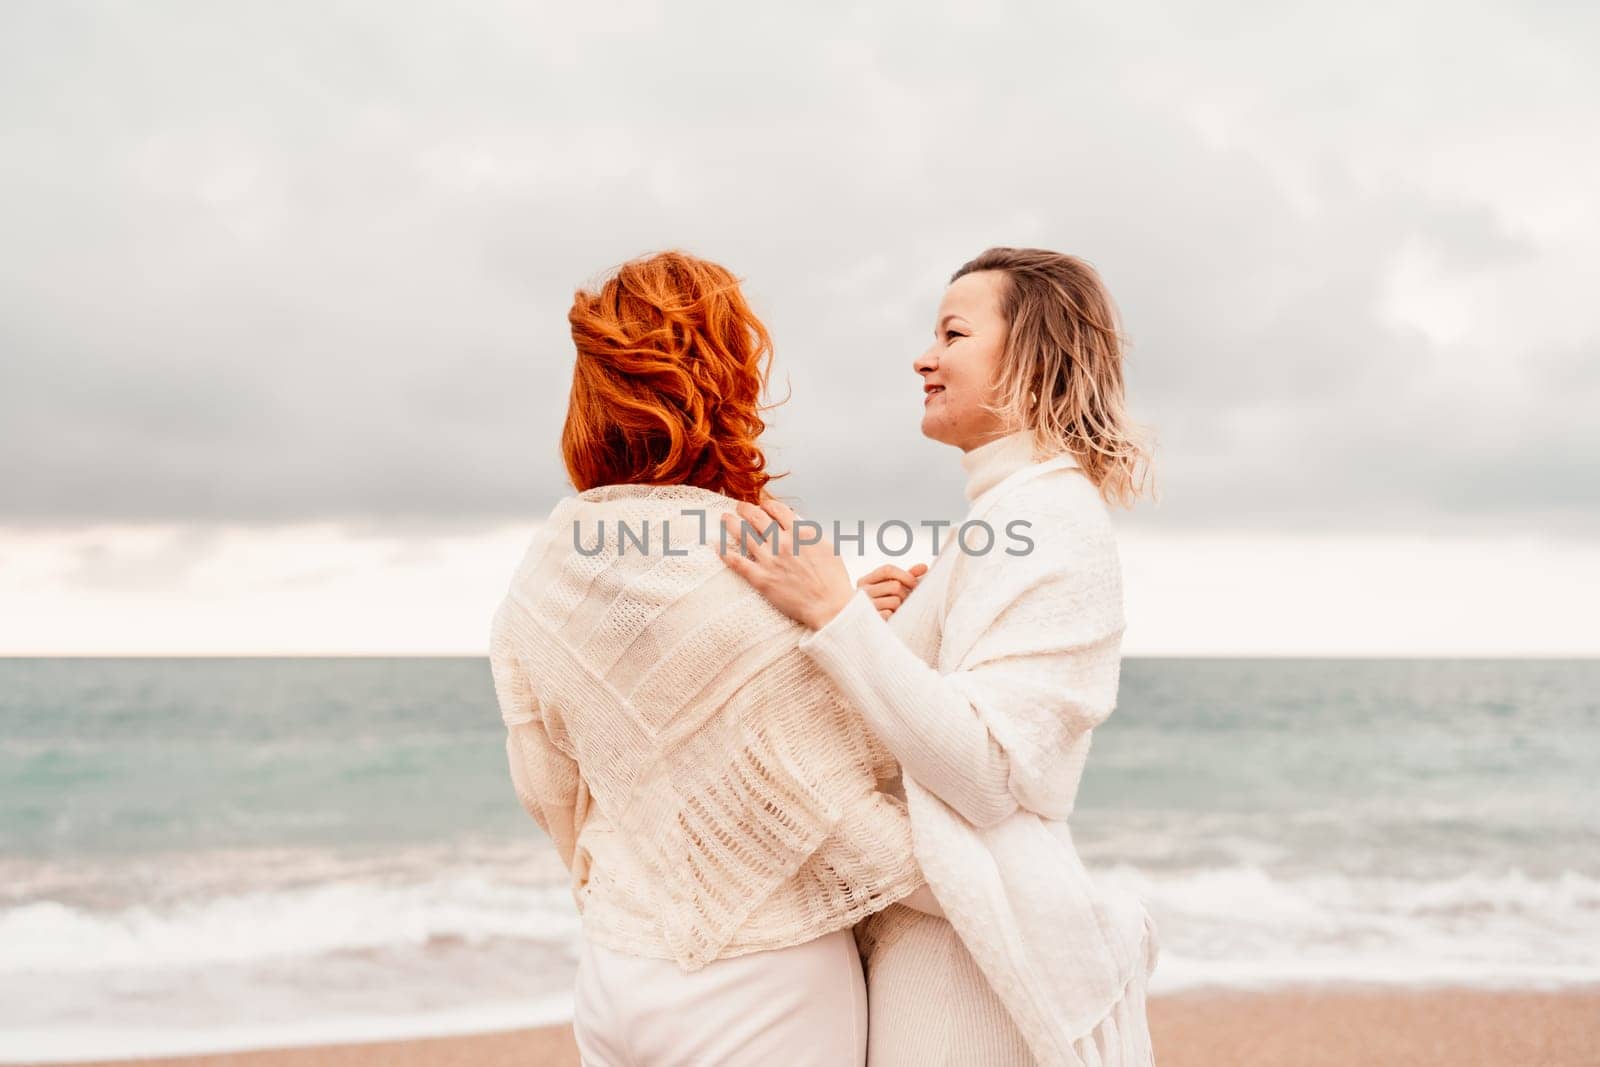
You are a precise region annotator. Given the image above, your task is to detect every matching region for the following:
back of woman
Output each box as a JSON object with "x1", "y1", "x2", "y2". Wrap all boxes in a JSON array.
[
  {"x1": 487, "y1": 251, "x2": 920, "y2": 1066},
  {"x1": 491, "y1": 482, "x2": 918, "y2": 964}
]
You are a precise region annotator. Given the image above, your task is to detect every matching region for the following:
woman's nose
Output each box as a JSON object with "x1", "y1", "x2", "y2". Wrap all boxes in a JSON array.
[{"x1": 914, "y1": 346, "x2": 938, "y2": 374}]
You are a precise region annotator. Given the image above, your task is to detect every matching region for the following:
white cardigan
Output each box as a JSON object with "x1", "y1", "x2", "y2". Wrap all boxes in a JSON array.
[
  {"x1": 798, "y1": 431, "x2": 1158, "y2": 1066},
  {"x1": 489, "y1": 483, "x2": 921, "y2": 970}
]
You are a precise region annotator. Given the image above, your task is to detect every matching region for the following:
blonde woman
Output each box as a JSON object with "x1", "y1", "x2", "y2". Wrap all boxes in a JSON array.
[
  {"x1": 489, "y1": 251, "x2": 932, "y2": 1065},
  {"x1": 721, "y1": 247, "x2": 1160, "y2": 1066}
]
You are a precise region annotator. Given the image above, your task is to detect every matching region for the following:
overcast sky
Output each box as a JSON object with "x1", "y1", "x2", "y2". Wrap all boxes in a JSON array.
[{"x1": 1, "y1": 1, "x2": 1595, "y2": 654}]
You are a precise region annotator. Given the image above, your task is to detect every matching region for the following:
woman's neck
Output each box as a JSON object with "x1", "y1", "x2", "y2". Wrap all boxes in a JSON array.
[{"x1": 960, "y1": 429, "x2": 1040, "y2": 501}]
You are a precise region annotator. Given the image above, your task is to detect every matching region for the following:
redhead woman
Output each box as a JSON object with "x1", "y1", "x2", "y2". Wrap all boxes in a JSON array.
[
  {"x1": 721, "y1": 247, "x2": 1160, "y2": 1066},
  {"x1": 487, "y1": 251, "x2": 933, "y2": 1065}
]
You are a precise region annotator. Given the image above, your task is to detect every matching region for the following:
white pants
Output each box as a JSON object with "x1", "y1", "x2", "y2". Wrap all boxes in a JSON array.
[
  {"x1": 573, "y1": 929, "x2": 868, "y2": 1066},
  {"x1": 860, "y1": 906, "x2": 1034, "y2": 1066}
]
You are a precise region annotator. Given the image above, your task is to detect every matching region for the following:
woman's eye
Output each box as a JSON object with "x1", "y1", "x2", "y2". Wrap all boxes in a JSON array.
[{"x1": 945, "y1": 330, "x2": 962, "y2": 342}]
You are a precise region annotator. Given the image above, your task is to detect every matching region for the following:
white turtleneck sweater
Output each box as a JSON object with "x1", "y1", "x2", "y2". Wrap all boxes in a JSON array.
[{"x1": 797, "y1": 430, "x2": 1158, "y2": 1067}]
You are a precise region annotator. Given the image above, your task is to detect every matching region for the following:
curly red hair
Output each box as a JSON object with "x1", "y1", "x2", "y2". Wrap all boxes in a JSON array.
[{"x1": 561, "y1": 251, "x2": 781, "y2": 504}]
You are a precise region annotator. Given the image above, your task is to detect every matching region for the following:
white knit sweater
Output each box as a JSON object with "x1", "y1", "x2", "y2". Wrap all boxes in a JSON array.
[
  {"x1": 488, "y1": 483, "x2": 923, "y2": 971},
  {"x1": 799, "y1": 431, "x2": 1159, "y2": 1067}
]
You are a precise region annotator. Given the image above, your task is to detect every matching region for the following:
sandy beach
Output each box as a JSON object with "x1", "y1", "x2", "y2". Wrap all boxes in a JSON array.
[{"x1": 48, "y1": 988, "x2": 1600, "y2": 1067}]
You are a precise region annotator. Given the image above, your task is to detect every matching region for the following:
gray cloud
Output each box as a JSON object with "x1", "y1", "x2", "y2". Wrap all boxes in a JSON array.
[{"x1": 1, "y1": 0, "x2": 1595, "y2": 537}]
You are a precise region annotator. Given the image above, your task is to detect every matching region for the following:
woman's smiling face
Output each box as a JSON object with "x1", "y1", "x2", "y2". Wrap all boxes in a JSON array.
[{"x1": 915, "y1": 270, "x2": 1012, "y2": 451}]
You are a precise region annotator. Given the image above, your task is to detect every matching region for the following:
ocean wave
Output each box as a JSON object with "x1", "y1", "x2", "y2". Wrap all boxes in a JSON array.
[
  {"x1": 1093, "y1": 864, "x2": 1600, "y2": 990},
  {"x1": 4, "y1": 862, "x2": 1595, "y2": 981},
  {"x1": 0, "y1": 872, "x2": 580, "y2": 973},
  {"x1": 2, "y1": 862, "x2": 1598, "y2": 1061},
  {"x1": 1101, "y1": 864, "x2": 1600, "y2": 924}
]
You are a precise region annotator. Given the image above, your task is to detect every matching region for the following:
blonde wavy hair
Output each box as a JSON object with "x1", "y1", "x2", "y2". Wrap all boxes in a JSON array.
[{"x1": 952, "y1": 247, "x2": 1158, "y2": 509}]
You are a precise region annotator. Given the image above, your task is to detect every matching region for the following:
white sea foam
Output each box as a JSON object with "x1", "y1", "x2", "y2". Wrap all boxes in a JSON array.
[
  {"x1": 2, "y1": 993, "x2": 576, "y2": 1064},
  {"x1": 1096, "y1": 864, "x2": 1600, "y2": 992},
  {"x1": 5, "y1": 864, "x2": 1596, "y2": 981},
  {"x1": 0, "y1": 873, "x2": 579, "y2": 973},
  {"x1": 2, "y1": 861, "x2": 1597, "y2": 1061}
]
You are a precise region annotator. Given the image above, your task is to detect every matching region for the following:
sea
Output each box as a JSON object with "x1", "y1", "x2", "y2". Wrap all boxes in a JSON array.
[{"x1": 3, "y1": 656, "x2": 1598, "y2": 1061}]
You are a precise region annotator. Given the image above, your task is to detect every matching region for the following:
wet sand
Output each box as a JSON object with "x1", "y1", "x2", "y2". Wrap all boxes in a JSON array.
[{"x1": 51, "y1": 987, "x2": 1600, "y2": 1066}]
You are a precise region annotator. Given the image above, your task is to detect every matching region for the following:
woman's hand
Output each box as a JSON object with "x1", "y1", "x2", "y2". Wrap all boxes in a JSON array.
[
  {"x1": 858, "y1": 563, "x2": 929, "y2": 619},
  {"x1": 718, "y1": 497, "x2": 856, "y2": 631}
]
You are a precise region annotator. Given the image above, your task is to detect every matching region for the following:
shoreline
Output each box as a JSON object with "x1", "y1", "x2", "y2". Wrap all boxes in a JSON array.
[{"x1": 31, "y1": 986, "x2": 1600, "y2": 1067}]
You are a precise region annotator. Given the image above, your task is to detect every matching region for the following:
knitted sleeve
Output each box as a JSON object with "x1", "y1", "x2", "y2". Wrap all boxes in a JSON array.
[
  {"x1": 489, "y1": 601, "x2": 583, "y2": 869},
  {"x1": 799, "y1": 481, "x2": 1125, "y2": 826},
  {"x1": 799, "y1": 588, "x2": 1017, "y2": 827}
]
